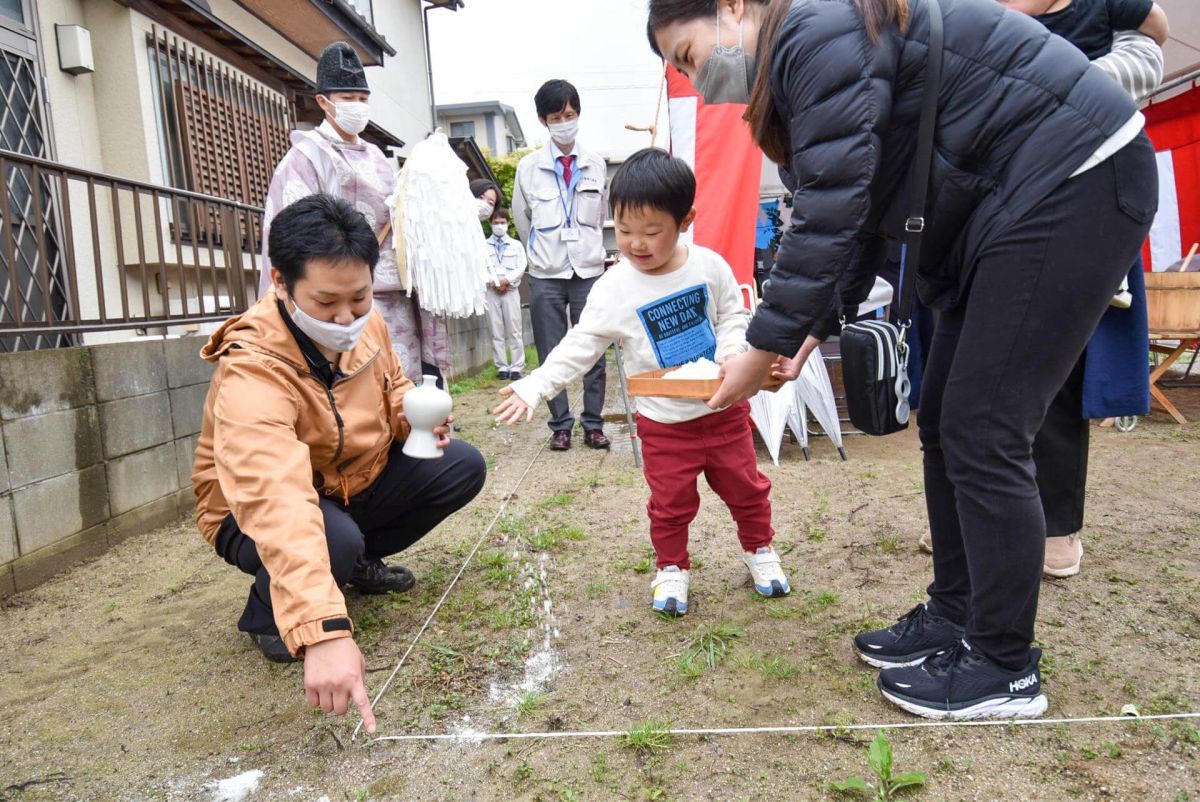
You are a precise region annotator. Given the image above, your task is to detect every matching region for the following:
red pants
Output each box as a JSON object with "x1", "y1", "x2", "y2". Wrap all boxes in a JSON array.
[{"x1": 637, "y1": 402, "x2": 773, "y2": 570}]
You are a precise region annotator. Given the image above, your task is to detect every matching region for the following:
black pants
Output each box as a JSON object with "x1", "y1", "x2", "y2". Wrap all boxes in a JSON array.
[
  {"x1": 921, "y1": 134, "x2": 1157, "y2": 669},
  {"x1": 528, "y1": 274, "x2": 607, "y2": 433},
  {"x1": 1033, "y1": 358, "x2": 1089, "y2": 537},
  {"x1": 215, "y1": 439, "x2": 487, "y2": 635}
]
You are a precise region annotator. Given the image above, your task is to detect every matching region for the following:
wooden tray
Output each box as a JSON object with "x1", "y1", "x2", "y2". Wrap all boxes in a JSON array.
[{"x1": 627, "y1": 368, "x2": 721, "y2": 400}]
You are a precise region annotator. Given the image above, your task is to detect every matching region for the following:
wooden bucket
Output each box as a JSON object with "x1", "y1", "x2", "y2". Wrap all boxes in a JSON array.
[{"x1": 1145, "y1": 272, "x2": 1200, "y2": 335}]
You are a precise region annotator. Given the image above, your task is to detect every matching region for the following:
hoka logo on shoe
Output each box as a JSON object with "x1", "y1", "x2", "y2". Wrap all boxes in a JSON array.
[{"x1": 1010, "y1": 673, "x2": 1038, "y2": 692}]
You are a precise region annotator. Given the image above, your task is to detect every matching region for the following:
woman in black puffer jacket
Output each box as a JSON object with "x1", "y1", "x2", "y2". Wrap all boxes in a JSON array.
[{"x1": 649, "y1": 0, "x2": 1157, "y2": 720}]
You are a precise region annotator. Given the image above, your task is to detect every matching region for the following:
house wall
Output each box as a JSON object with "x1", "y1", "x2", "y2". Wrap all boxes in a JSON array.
[{"x1": 0, "y1": 337, "x2": 213, "y2": 597}]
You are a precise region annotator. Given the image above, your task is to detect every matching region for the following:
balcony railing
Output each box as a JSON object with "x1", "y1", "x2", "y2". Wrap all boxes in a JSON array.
[{"x1": 0, "y1": 148, "x2": 263, "y2": 351}]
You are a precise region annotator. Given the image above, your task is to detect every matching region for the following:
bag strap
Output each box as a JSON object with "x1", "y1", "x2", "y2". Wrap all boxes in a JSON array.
[{"x1": 897, "y1": 0, "x2": 944, "y2": 324}]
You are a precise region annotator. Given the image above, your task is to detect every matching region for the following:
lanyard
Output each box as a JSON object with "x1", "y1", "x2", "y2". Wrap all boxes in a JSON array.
[{"x1": 553, "y1": 157, "x2": 580, "y2": 228}]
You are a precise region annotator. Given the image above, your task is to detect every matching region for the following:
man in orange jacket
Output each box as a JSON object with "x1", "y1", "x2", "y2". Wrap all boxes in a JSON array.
[{"x1": 192, "y1": 195, "x2": 486, "y2": 732}]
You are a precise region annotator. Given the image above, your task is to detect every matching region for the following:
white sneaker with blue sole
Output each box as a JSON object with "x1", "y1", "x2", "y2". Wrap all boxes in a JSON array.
[
  {"x1": 743, "y1": 546, "x2": 791, "y2": 598},
  {"x1": 651, "y1": 566, "x2": 689, "y2": 616}
]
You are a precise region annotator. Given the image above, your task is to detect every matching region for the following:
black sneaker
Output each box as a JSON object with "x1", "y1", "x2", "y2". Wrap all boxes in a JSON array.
[
  {"x1": 508, "y1": 371, "x2": 523, "y2": 380},
  {"x1": 853, "y1": 603, "x2": 964, "y2": 668},
  {"x1": 248, "y1": 631, "x2": 299, "y2": 664},
  {"x1": 497, "y1": 370, "x2": 510, "y2": 380},
  {"x1": 878, "y1": 639, "x2": 1048, "y2": 720},
  {"x1": 348, "y1": 557, "x2": 416, "y2": 595}
]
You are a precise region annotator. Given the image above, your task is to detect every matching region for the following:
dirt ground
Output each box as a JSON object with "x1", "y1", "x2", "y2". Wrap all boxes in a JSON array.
[{"x1": 2, "y1": 356, "x2": 1198, "y2": 802}]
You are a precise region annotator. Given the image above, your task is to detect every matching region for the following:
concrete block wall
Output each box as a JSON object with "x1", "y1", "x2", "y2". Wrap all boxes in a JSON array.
[
  {"x1": 0, "y1": 337, "x2": 213, "y2": 596},
  {"x1": 445, "y1": 306, "x2": 535, "y2": 380}
]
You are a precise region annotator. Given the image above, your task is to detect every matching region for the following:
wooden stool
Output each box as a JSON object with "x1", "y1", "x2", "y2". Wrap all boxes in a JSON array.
[{"x1": 1149, "y1": 330, "x2": 1200, "y2": 424}]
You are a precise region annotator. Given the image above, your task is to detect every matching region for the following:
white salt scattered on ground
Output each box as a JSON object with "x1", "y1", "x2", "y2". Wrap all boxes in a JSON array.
[
  {"x1": 663, "y1": 357, "x2": 720, "y2": 379},
  {"x1": 208, "y1": 770, "x2": 264, "y2": 802}
]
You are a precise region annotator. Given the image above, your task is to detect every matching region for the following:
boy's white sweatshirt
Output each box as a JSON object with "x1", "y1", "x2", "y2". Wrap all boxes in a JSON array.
[{"x1": 510, "y1": 245, "x2": 750, "y2": 424}]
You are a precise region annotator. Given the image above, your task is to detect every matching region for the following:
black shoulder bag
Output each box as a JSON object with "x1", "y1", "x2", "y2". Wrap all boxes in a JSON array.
[{"x1": 840, "y1": 0, "x2": 943, "y2": 436}]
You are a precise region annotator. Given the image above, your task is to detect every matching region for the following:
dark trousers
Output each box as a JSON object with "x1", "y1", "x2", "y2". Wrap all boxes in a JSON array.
[
  {"x1": 528, "y1": 274, "x2": 607, "y2": 432},
  {"x1": 921, "y1": 135, "x2": 1157, "y2": 669},
  {"x1": 215, "y1": 439, "x2": 486, "y2": 635},
  {"x1": 1033, "y1": 358, "x2": 1089, "y2": 537}
]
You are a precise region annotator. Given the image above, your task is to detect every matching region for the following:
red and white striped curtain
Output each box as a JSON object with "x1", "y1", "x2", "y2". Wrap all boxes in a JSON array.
[
  {"x1": 665, "y1": 65, "x2": 762, "y2": 296},
  {"x1": 1142, "y1": 84, "x2": 1200, "y2": 271}
]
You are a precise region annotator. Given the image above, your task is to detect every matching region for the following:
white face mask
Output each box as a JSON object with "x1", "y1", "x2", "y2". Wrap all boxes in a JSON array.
[
  {"x1": 547, "y1": 118, "x2": 579, "y2": 147},
  {"x1": 326, "y1": 99, "x2": 370, "y2": 136},
  {"x1": 491, "y1": 224, "x2": 508, "y2": 238},
  {"x1": 288, "y1": 296, "x2": 372, "y2": 353},
  {"x1": 478, "y1": 198, "x2": 496, "y2": 220}
]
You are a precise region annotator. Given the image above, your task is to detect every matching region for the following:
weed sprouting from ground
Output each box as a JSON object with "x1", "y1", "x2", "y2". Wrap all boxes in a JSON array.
[
  {"x1": 539, "y1": 492, "x2": 576, "y2": 508},
  {"x1": 514, "y1": 691, "x2": 543, "y2": 719},
  {"x1": 621, "y1": 719, "x2": 673, "y2": 754},
  {"x1": 830, "y1": 730, "x2": 927, "y2": 800},
  {"x1": 618, "y1": 548, "x2": 657, "y2": 575},
  {"x1": 677, "y1": 623, "x2": 742, "y2": 676}
]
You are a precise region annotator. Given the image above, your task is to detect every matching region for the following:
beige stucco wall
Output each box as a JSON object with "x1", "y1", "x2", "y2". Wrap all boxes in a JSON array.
[{"x1": 365, "y1": 0, "x2": 436, "y2": 156}]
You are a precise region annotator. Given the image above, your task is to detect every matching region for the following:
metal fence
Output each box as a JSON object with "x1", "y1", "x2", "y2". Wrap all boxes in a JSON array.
[{"x1": 0, "y1": 148, "x2": 263, "y2": 351}]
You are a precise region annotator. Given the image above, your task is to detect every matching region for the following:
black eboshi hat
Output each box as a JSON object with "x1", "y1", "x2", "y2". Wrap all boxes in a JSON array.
[{"x1": 316, "y1": 42, "x2": 369, "y2": 95}]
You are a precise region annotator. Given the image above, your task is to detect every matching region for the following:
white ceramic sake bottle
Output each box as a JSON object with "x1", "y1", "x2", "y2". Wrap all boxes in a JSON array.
[{"x1": 401, "y1": 375, "x2": 452, "y2": 459}]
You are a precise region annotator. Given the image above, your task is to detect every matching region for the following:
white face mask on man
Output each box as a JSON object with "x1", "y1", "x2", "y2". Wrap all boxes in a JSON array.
[
  {"x1": 491, "y1": 224, "x2": 508, "y2": 238},
  {"x1": 547, "y1": 118, "x2": 579, "y2": 147},
  {"x1": 325, "y1": 99, "x2": 371, "y2": 136},
  {"x1": 288, "y1": 296, "x2": 373, "y2": 353}
]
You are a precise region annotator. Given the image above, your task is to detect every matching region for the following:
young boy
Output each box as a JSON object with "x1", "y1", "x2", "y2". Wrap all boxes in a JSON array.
[
  {"x1": 494, "y1": 148, "x2": 790, "y2": 616},
  {"x1": 485, "y1": 207, "x2": 527, "y2": 380}
]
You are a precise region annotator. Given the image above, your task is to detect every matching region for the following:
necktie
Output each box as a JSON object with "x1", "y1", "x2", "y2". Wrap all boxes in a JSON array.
[{"x1": 558, "y1": 155, "x2": 575, "y2": 189}]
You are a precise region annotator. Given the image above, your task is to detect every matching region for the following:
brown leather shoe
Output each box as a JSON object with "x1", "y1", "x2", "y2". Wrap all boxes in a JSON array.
[
  {"x1": 584, "y1": 429, "x2": 610, "y2": 450},
  {"x1": 550, "y1": 430, "x2": 571, "y2": 451}
]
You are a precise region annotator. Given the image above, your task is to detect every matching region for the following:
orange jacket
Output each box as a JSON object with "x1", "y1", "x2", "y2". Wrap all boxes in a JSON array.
[{"x1": 192, "y1": 291, "x2": 413, "y2": 655}]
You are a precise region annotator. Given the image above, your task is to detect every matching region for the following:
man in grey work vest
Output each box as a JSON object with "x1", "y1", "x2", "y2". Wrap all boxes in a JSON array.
[{"x1": 512, "y1": 78, "x2": 610, "y2": 451}]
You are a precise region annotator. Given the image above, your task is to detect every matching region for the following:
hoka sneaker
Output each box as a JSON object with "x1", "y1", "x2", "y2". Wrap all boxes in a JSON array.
[
  {"x1": 742, "y1": 547, "x2": 791, "y2": 597},
  {"x1": 853, "y1": 603, "x2": 964, "y2": 669},
  {"x1": 651, "y1": 566, "x2": 689, "y2": 616},
  {"x1": 878, "y1": 639, "x2": 1049, "y2": 720}
]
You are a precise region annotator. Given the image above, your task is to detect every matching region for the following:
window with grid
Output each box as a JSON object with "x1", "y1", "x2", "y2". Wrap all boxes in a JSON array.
[
  {"x1": 450, "y1": 121, "x2": 476, "y2": 139},
  {"x1": 147, "y1": 28, "x2": 293, "y2": 209}
]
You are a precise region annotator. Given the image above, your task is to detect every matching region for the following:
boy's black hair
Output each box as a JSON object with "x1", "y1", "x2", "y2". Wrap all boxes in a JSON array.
[
  {"x1": 535, "y1": 79, "x2": 581, "y2": 120},
  {"x1": 609, "y1": 147, "x2": 696, "y2": 226},
  {"x1": 490, "y1": 207, "x2": 511, "y2": 224},
  {"x1": 268, "y1": 193, "x2": 379, "y2": 292}
]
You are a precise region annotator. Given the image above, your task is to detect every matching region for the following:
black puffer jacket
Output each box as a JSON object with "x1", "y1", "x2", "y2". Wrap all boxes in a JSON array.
[{"x1": 748, "y1": 0, "x2": 1137, "y2": 355}]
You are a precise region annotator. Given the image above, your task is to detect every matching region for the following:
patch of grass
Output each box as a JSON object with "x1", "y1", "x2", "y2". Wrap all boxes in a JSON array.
[
  {"x1": 480, "y1": 550, "x2": 513, "y2": 584},
  {"x1": 589, "y1": 753, "x2": 609, "y2": 784},
  {"x1": 805, "y1": 523, "x2": 827, "y2": 543},
  {"x1": 514, "y1": 761, "x2": 533, "y2": 784},
  {"x1": 538, "y1": 492, "x2": 576, "y2": 508},
  {"x1": 677, "y1": 622, "x2": 742, "y2": 676},
  {"x1": 498, "y1": 514, "x2": 533, "y2": 539},
  {"x1": 585, "y1": 581, "x2": 611, "y2": 600},
  {"x1": 448, "y1": 366, "x2": 499, "y2": 396},
  {"x1": 739, "y1": 653, "x2": 801, "y2": 679},
  {"x1": 618, "y1": 548, "x2": 657, "y2": 575},
  {"x1": 620, "y1": 719, "x2": 673, "y2": 754},
  {"x1": 876, "y1": 533, "x2": 901, "y2": 554},
  {"x1": 514, "y1": 691, "x2": 543, "y2": 719}
]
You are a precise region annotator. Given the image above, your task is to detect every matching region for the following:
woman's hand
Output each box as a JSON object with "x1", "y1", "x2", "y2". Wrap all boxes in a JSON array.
[
  {"x1": 771, "y1": 336, "x2": 823, "y2": 383},
  {"x1": 707, "y1": 348, "x2": 779, "y2": 409},
  {"x1": 493, "y1": 385, "x2": 533, "y2": 425}
]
